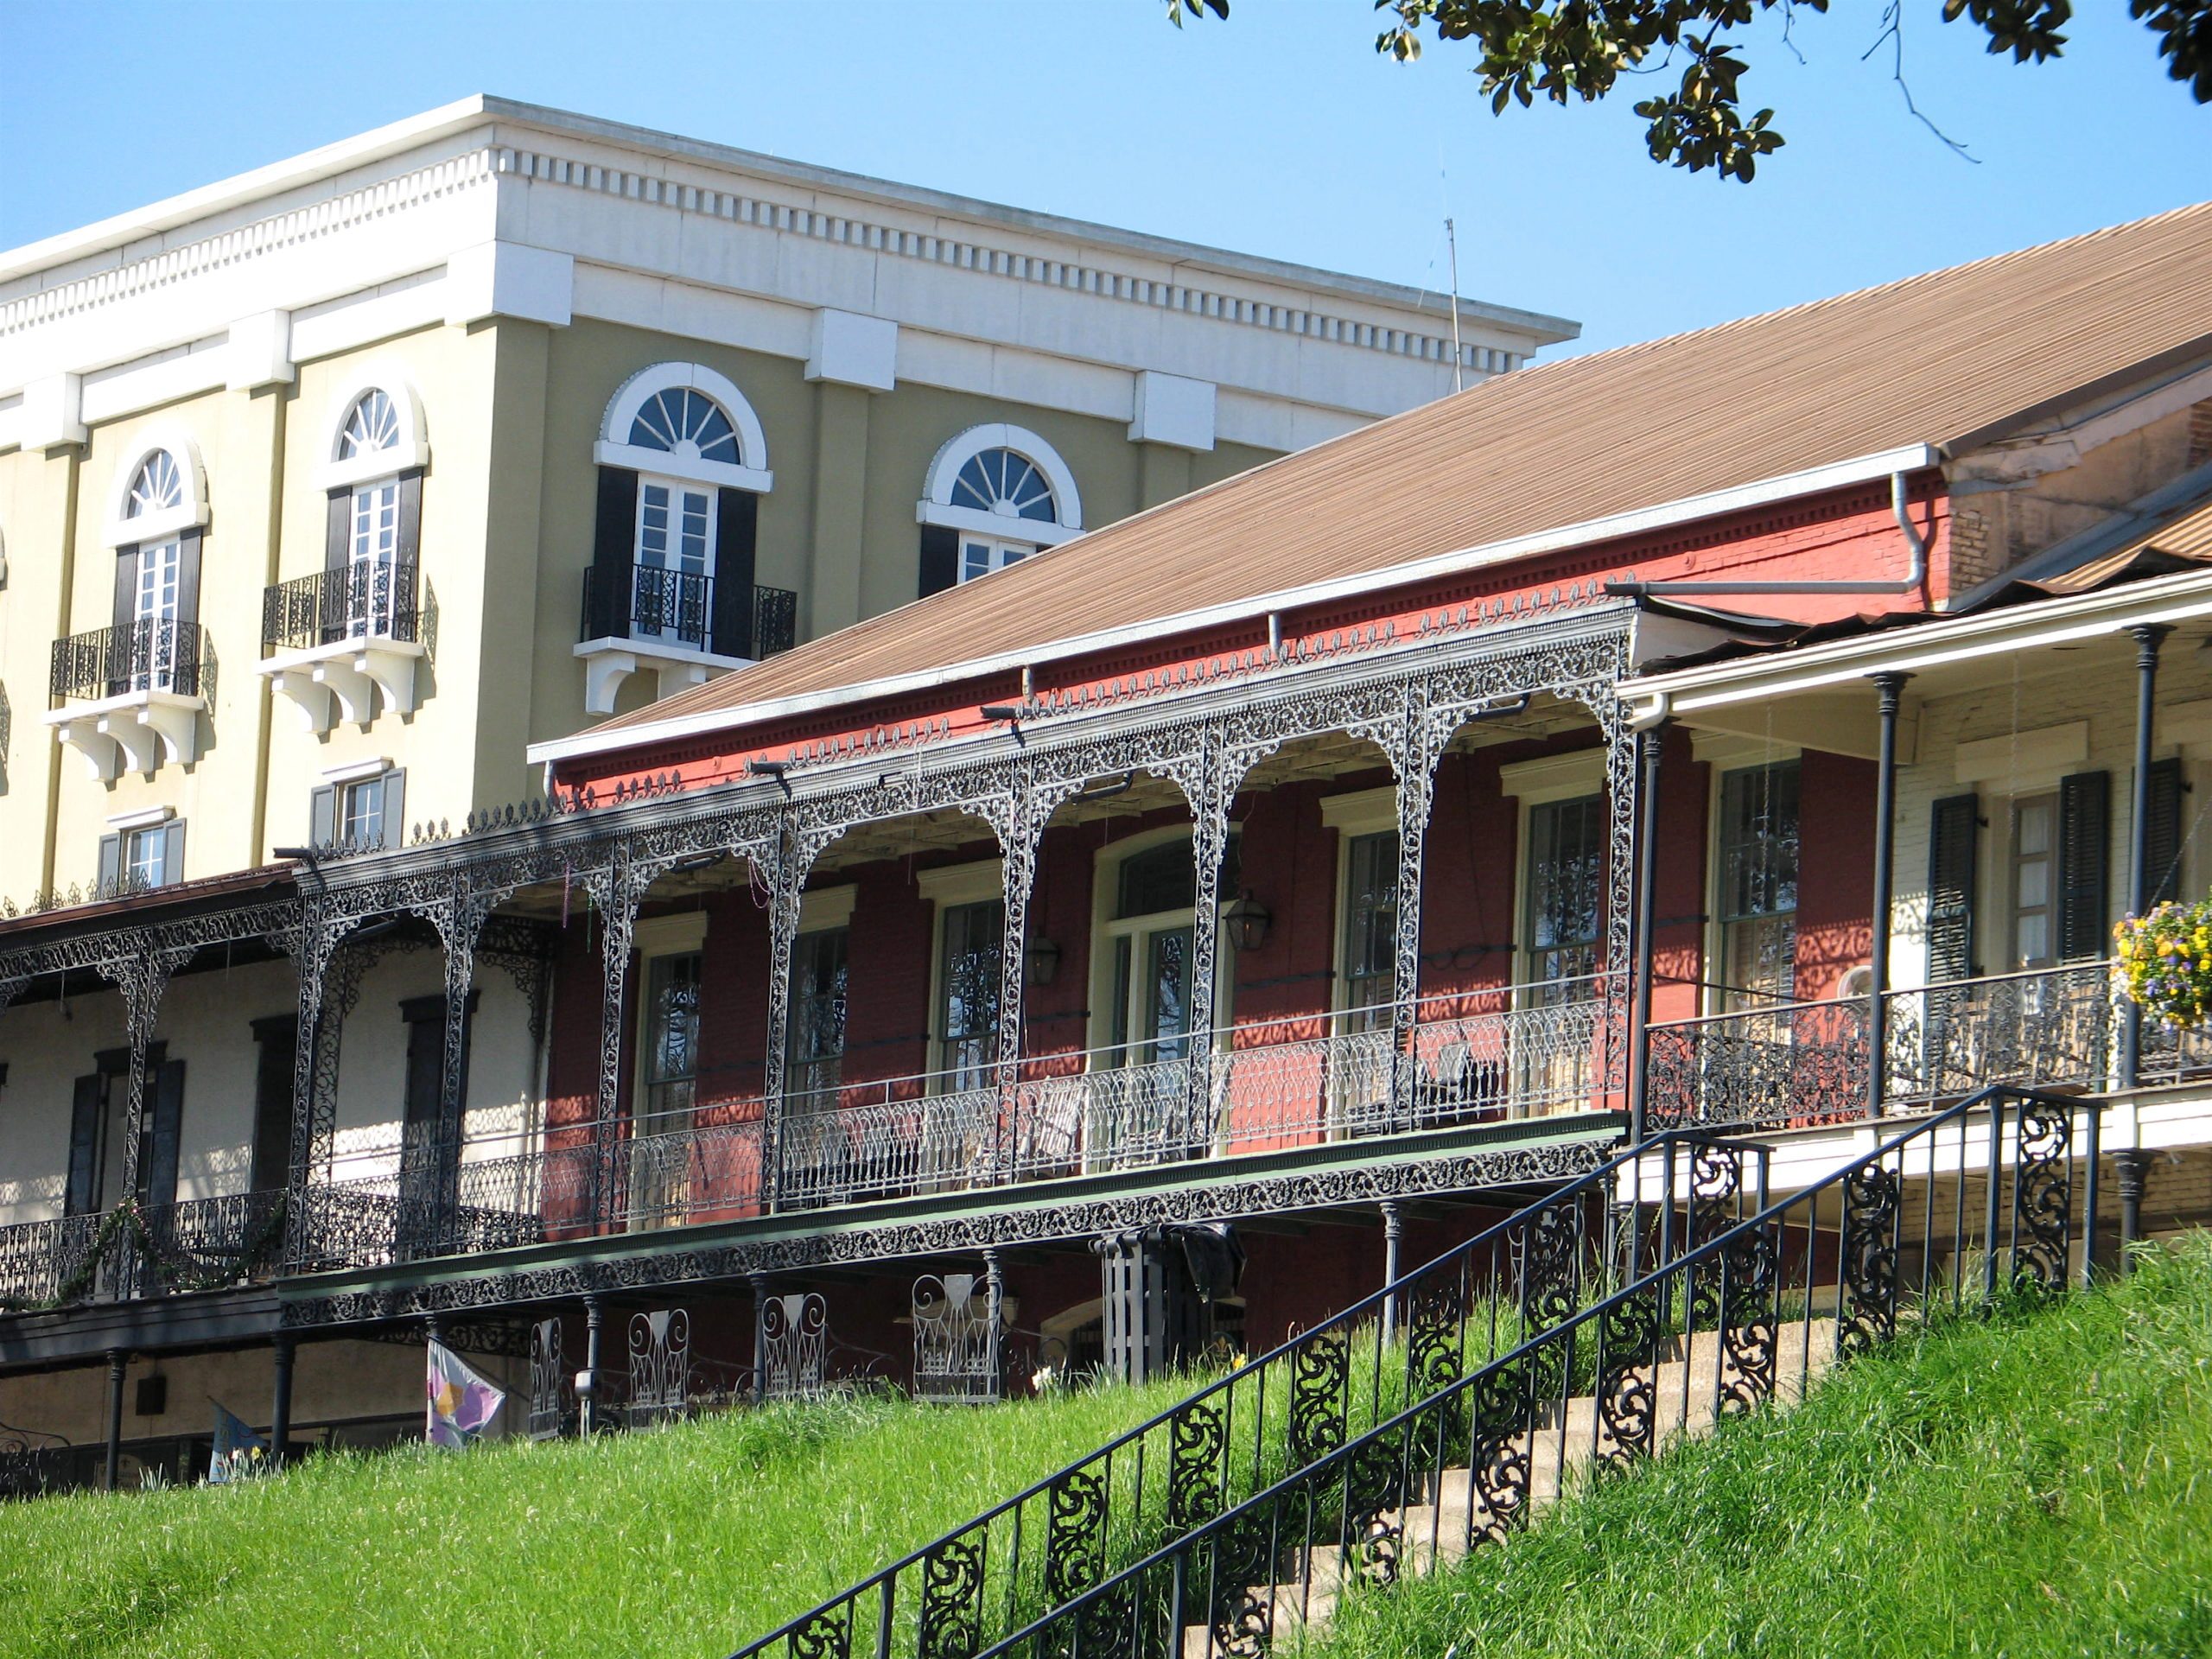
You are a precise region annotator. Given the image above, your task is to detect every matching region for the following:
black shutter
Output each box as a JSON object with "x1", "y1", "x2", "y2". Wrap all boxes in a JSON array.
[
  {"x1": 97, "y1": 834, "x2": 122, "y2": 894},
  {"x1": 159, "y1": 821, "x2": 185, "y2": 888},
  {"x1": 248, "y1": 1015, "x2": 297, "y2": 1194},
  {"x1": 2057, "y1": 769, "x2": 2110, "y2": 962},
  {"x1": 113, "y1": 544, "x2": 139, "y2": 633},
  {"x1": 380, "y1": 769, "x2": 406, "y2": 853},
  {"x1": 324, "y1": 488, "x2": 352, "y2": 574},
  {"x1": 396, "y1": 470, "x2": 423, "y2": 566},
  {"x1": 2145, "y1": 757, "x2": 2185, "y2": 909},
  {"x1": 65, "y1": 1075, "x2": 103, "y2": 1217},
  {"x1": 143, "y1": 1058, "x2": 186, "y2": 1209},
  {"x1": 589, "y1": 467, "x2": 639, "y2": 639},
  {"x1": 1926, "y1": 794, "x2": 1980, "y2": 983},
  {"x1": 173, "y1": 529, "x2": 204, "y2": 695},
  {"x1": 918, "y1": 525, "x2": 959, "y2": 600},
  {"x1": 309, "y1": 785, "x2": 337, "y2": 850},
  {"x1": 709, "y1": 487, "x2": 759, "y2": 659}
]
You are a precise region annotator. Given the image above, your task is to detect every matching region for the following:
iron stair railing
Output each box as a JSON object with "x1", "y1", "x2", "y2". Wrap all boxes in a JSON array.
[
  {"x1": 724, "y1": 1128, "x2": 1769, "y2": 1659},
  {"x1": 976, "y1": 1084, "x2": 2102, "y2": 1659}
]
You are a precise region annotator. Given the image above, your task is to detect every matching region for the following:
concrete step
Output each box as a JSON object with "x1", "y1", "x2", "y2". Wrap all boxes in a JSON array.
[{"x1": 1182, "y1": 1319, "x2": 1836, "y2": 1655}]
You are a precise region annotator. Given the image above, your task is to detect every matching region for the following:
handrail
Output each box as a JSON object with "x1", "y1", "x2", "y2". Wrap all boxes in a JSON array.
[
  {"x1": 260, "y1": 559, "x2": 421, "y2": 652},
  {"x1": 1648, "y1": 959, "x2": 2113, "y2": 1033},
  {"x1": 726, "y1": 1122, "x2": 1756, "y2": 1659},
  {"x1": 49, "y1": 619, "x2": 210, "y2": 701},
  {"x1": 973, "y1": 1084, "x2": 2101, "y2": 1659}
]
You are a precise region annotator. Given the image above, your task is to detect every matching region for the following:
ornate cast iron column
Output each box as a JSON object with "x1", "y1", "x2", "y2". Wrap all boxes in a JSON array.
[
  {"x1": 104, "y1": 944, "x2": 190, "y2": 1207},
  {"x1": 982, "y1": 1247, "x2": 1005, "y2": 1401},
  {"x1": 582, "y1": 853, "x2": 639, "y2": 1233},
  {"x1": 758, "y1": 828, "x2": 816, "y2": 1214},
  {"x1": 1629, "y1": 721, "x2": 1666, "y2": 1142},
  {"x1": 1379, "y1": 1199, "x2": 1403, "y2": 1348},
  {"x1": 429, "y1": 887, "x2": 498, "y2": 1251},
  {"x1": 1384, "y1": 688, "x2": 1440, "y2": 1124},
  {"x1": 1866, "y1": 672, "x2": 1910, "y2": 1121},
  {"x1": 1159, "y1": 724, "x2": 1233, "y2": 1144},
  {"x1": 582, "y1": 1293, "x2": 606, "y2": 1434},
  {"x1": 749, "y1": 1273, "x2": 771, "y2": 1405},
  {"x1": 2122, "y1": 624, "x2": 2171, "y2": 1090}
]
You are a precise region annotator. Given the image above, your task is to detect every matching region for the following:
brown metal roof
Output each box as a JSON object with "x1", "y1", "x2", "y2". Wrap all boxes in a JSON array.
[
  {"x1": 2018, "y1": 493, "x2": 2212, "y2": 595},
  {"x1": 593, "y1": 200, "x2": 2212, "y2": 742}
]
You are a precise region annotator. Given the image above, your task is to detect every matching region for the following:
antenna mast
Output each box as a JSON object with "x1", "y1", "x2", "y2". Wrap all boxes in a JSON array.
[{"x1": 1445, "y1": 216, "x2": 1465, "y2": 393}]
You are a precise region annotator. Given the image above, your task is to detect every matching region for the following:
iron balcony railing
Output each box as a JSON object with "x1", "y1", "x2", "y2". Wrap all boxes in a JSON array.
[
  {"x1": 49, "y1": 619, "x2": 209, "y2": 702},
  {"x1": 261, "y1": 559, "x2": 421, "y2": 652},
  {"x1": 0, "y1": 1190, "x2": 288, "y2": 1309},
  {"x1": 1642, "y1": 959, "x2": 2181, "y2": 1131},
  {"x1": 279, "y1": 978, "x2": 1618, "y2": 1273},
  {"x1": 579, "y1": 562, "x2": 798, "y2": 662}
]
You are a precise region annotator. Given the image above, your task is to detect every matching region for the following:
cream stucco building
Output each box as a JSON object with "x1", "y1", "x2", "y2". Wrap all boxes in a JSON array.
[{"x1": 0, "y1": 95, "x2": 1576, "y2": 912}]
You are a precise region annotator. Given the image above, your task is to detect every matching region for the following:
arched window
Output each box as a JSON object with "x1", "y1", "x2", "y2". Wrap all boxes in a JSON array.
[
  {"x1": 918, "y1": 424, "x2": 1083, "y2": 597},
  {"x1": 584, "y1": 364, "x2": 773, "y2": 688},
  {"x1": 315, "y1": 378, "x2": 429, "y2": 641},
  {"x1": 100, "y1": 432, "x2": 210, "y2": 697}
]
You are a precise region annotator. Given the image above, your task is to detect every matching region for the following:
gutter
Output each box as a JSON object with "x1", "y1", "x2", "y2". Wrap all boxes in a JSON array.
[
  {"x1": 1603, "y1": 472, "x2": 1930, "y2": 600},
  {"x1": 529, "y1": 442, "x2": 1940, "y2": 770}
]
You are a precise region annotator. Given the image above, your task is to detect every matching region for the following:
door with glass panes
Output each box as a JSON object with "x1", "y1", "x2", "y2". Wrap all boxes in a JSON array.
[
  {"x1": 1334, "y1": 830, "x2": 1399, "y2": 1124},
  {"x1": 1096, "y1": 837, "x2": 1217, "y2": 1160},
  {"x1": 1518, "y1": 794, "x2": 1604, "y2": 1115},
  {"x1": 629, "y1": 952, "x2": 701, "y2": 1229},
  {"x1": 634, "y1": 481, "x2": 714, "y2": 646}
]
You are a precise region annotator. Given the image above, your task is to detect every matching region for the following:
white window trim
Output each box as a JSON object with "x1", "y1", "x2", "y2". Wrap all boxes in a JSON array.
[
  {"x1": 1953, "y1": 721, "x2": 2088, "y2": 796},
  {"x1": 103, "y1": 428, "x2": 208, "y2": 548},
  {"x1": 799, "y1": 884, "x2": 858, "y2": 932},
  {"x1": 1499, "y1": 747, "x2": 1607, "y2": 807},
  {"x1": 321, "y1": 756, "x2": 393, "y2": 785},
  {"x1": 315, "y1": 372, "x2": 429, "y2": 493},
  {"x1": 634, "y1": 912, "x2": 709, "y2": 959},
  {"x1": 1084, "y1": 825, "x2": 1231, "y2": 1055},
  {"x1": 1690, "y1": 730, "x2": 1802, "y2": 772},
  {"x1": 1701, "y1": 754, "x2": 1803, "y2": 1015},
  {"x1": 597, "y1": 360, "x2": 772, "y2": 492},
  {"x1": 1319, "y1": 785, "x2": 1397, "y2": 837},
  {"x1": 918, "y1": 423, "x2": 1084, "y2": 542},
  {"x1": 1511, "y1": 787, "x2": 1606, "y2": 995},
  {"x1": 105, "y1": 804, "x2": 175, "y2": 831}
]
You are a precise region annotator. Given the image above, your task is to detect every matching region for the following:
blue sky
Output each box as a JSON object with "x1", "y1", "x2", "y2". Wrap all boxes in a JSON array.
[{"x1": 3, "y1": 1, "x2": 2206, "y2": 357}]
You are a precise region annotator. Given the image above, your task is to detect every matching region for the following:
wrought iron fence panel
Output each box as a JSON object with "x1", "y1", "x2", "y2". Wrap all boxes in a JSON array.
[
  {"x1": 960, "y1": 1087, "x2": 2097, "y2": 1659},
  {"x1": 723, "y1": 1128, "x2": 1758, "y2": 1659},
  {"x1": 1887, "y1": 963, "x2": 2113, "y2": 1103},
  {"x1": 627, "y1": 1307, "x2": 693, "y2": 1427},
  {"x1": 615, "y1": 1116, "x2": 765, "y2": 1230},
  {"x1": 760, "y1": 1292, "x2": 829, "y2": 1402},
  {"x1": 0, "y1": 1213, "x2": 105, "y2": 1307},
  {"x1": 137, "y1": 1191, "x2": 288, "y2": 1293},
  {"x1": 51, "y1": 619, "x2": 208, "y2": 700},
  {"x1": 913, "y1": 1272, "x2": 1003, "y2": 1405}
]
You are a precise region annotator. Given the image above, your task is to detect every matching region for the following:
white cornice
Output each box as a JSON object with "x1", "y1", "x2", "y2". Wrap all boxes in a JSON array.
[{"x1": 0, "y1": 101, "x2": 1573, "y2": 402}]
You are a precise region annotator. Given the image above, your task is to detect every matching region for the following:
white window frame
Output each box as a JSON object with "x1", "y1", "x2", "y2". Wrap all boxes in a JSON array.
[
  {"x1": 597, "y1": 362, "x2": 772, "y2": 494},
  {"x1": 1084, "y1": 825, "x2": 1233, "y2": 1060},
  {"x1": 918, "y1": 423, "x2": 1084, "y2": 548},
  {"x1": 1499, "y1": 748, "x2": 1609, "y2": 1000},
  {"x1": 918, "y1": 860, "x2": 1005, "y2": 1086},
  {"x1": 958, "y1": 531, "x2": 1037, "y2": 585},
  {"x1": 1690, "y1": 734, "x2": 1802, "y2": 1015},
  {"x1": 103, "y1": 429, "x2": 208, "y2": 550},
  {"x1": 315, "y1": 374, "x2": 429, "y2": 493}
]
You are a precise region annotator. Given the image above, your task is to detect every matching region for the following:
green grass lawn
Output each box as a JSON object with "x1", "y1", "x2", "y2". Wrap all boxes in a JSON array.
[
  {"x1": 0, "y1": 1373, "x2": 1204, "y2": 1659},
  {"x1": 1323, "y1": 1232, "x2": 2212, "y2": 1659}
]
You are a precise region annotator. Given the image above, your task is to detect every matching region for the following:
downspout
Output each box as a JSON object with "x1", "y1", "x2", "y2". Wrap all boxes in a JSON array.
[{"x1": 1604, "y1": 473, "x2": 1931, "y2": 599}]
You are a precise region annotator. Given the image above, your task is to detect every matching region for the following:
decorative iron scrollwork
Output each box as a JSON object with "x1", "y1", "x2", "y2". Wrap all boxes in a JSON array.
[
  {"x1": 1716, "y1": 1221, "x2": 1779, "y2": 1415},
  {"x1": 1838, "y1": 1163, "x2": 1901, "y2": 1357},
  {"x1": 2011, "y1": 1103, "x2": 2074, "y2": 1292},
  {"x1": 1166, "y1": 1396, "x2": 1227, "y2": 1531},
  {"x1": 762, "y1": 1291, "x2": 829, "y2": 1402},
  {"x1": 1405, "y1": 1272, "x2": 1466, "y2": 1398},
  {"x1": 1594, "y1": 1282, "x2": 1663, "y2": 1471},
  {"x1": 916, "y1": 1532, "x2": 987, "y2": 1659},
  {"x1": 1287, "y1": 1329, "x2": 1350, "y2": 1468},
  {"x1": 789, "y1": 1602, "x2": 854, "y2": 1659},
  {"x1": 627, "y1": 1306, "x2": 691, "y2": 1427},
  {"x1": 1045, "y1": 1466, "x2": 1110, "y2": 1605}
]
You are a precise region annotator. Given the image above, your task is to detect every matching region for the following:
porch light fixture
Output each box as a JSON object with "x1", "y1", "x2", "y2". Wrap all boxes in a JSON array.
[
  {"x1": 1223, "y1": 889, "x2": 1272, "y2": 951},
  {"x1": 1025, "y1": 936, "x2": 1061, "y2": 987}
]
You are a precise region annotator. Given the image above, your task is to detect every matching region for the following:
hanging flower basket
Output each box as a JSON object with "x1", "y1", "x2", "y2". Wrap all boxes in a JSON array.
[{"x1": 2113, "y1": 897, "x2": 2212, "y2": 1029}]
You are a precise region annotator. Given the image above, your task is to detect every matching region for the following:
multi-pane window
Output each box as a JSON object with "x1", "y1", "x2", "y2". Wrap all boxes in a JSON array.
[
  {"x1": 633, "y1": 481, "x2": 715, "y2": 645},
  {"x1": 340, "y1": 775, "x2": 386, "y2": 851},
  {"x1": 133, "y1": 534, "x2": 182, "y2": 690},
  {"x1": 348, "y1": 479, "x2": 400, "y2": 634},
  {"x1": 337, "y1": 389, "x2": 401, "y2": 459},
  {"x1": 124, "y1": 824, "x2": 171, "y2": 889},
  {"x1": 627, "y1": 388, "x2": 741, "y2": 462},
  {"x1": 786, "y1": 927, "x2": 850, "y2": 1107},
  {"x1": 1340, "y1": 830, "x2": 1400, "y2": 1032},
  {"x1": 1716, "y1": 761, "x2": 1802, "y2": 1009},
  {"x1": 2008, "y1": 794, "x2": 2057, "y2": 969},
  {"x1": 1525, "y1": 795, "x2": 1605, "y2": 999},
  {"x1": 124, "y1": 451, "x2": 185, "y2": 518},
  {"x1": 639, "y1": 953, "x2": 702, "y2": 1137},
  {"x1": 1107, "y1": 839, "x2": 1198, "y2": 1065},
  {"x1": 960, "y1": 534, "x2": 1033, "y2": 582},
  {"x1": 950, "y1": 447, "x2": 1057, "y2": 523},
  {"x1": 938, "y1": 899, "x2": 1004, "y2": 1090}
]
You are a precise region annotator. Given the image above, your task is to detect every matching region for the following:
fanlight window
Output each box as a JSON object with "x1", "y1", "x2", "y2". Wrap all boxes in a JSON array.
[
  {"x1": 629, "y1": 388, "x2": 741, "y2": 464},
  {"x1": 125, "y1": 452, "x2": 185, "y2": 519},
  {"x1": 337, "y1": 389, "x2": 402, "y2": 460},
  {"x1": 951, "y1": 448, "x2": 1057, "y2": 524}
]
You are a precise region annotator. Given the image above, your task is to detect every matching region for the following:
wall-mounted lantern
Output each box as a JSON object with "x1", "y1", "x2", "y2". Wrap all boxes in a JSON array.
[{"x1": 1223, "y1": 890, "x2": 1272, "y2": 952}]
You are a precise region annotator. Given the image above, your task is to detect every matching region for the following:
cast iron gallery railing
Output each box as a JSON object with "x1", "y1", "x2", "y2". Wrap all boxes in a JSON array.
[
  {"x1": 49, "y1": 620, "x2": 211, "y2": 701},
  {"x1": 739, "y1": 1086, "x2": 2094, "y2": 1659},
  {"x1": 1642, "y1": 960, "x2": 2198, "y2": 1132},
  {"x1": 579, "y1": 563, "x2": 798, "y2": 661},
  {"x1": 280, "y1": 982, "x2": 1618, "y2": 1268},
  {"x1": 727, "y1": 1128, "x2": 1766, "y2": 1659},
  {"x1": 260, "y1": 560, "x2": 422, "y2": 652},
  {"x1": 0, "y1": 1191, "x2": 289, "y2": 1311}
]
